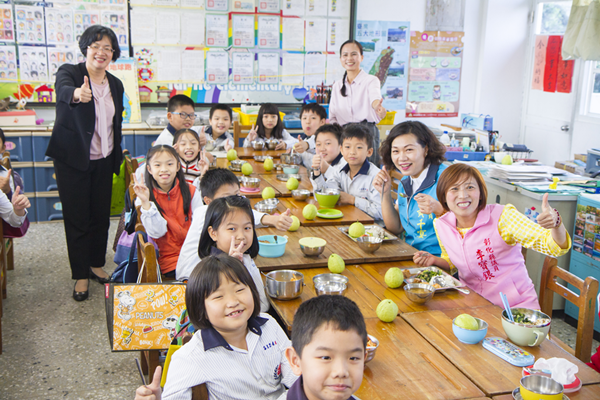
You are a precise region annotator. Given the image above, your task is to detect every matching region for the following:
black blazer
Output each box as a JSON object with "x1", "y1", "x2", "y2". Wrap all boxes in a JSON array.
[{"x1": 47, "y1": 62, "x2": 124, "y2": 174}]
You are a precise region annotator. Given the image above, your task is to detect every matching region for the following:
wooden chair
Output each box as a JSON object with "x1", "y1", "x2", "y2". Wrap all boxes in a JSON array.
[
  {"x1": 390, "y1": 169, "x2": 402, "y2": 201},
  {"x1": 1, "y1": 152, "x2": 14, "y2": 272},
  {"x1": 136, "y1": 233, "x2": 160, "y2": 379},
  {"x1": 539, "y1": 256, "x2": 599, "y2": 363},
  {"x1": 233, "y1": 121, "x2": 253, "y2": 148},
  {"x1": 124, "y1": 152, "x2": 139, "y2": 190}
]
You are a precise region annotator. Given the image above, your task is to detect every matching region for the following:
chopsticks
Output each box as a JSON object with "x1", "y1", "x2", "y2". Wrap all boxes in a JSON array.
[{"x1": 500, "y1": 292, "x2": 514, "y2": 322}]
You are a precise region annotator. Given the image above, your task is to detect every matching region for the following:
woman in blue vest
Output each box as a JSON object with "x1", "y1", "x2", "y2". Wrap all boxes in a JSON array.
[{"x1": 374, "y1": 121, "x2": 446, "y2": 255}]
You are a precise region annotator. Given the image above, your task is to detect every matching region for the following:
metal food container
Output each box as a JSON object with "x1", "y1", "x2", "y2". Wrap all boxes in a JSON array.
[
  {"x1": 281, "y1": 153, "x2": 302, "y2": 165},
  {"x1": 403, "y1": 283, "x2": 435, "y2": 305},
  {"x1": 230, "y1": 159, "x2": 247, "y2": 171},
  {"x1": 315, "y1": 281, "x2": 347, "y2": 295},
  {"x1": 356, "y1": 236, "x2": 383, "y2": 253},
  {"x1": 254, "y1": 155, "x2": 273, "y2": 162},
  {"x1": 313, "y1": 273, "x2": 349, "y2": 289},
  {"x1": 291, "y1": 189, "x2": 311, "y2": 201},
  {"x1": 365, "y1": 334, "x2": 379, "y2": 363},
  {"x1": 241, "y1": 177, "x2": 261, "y2": 189},
  {"x1": 251, "y1": 140, "x2": 265, "y2": 150},
  {"x1": 254, "y1": 198, "x2": 279, "y2": 214},
  {"x1": 266, "y1": 139, "x2": 279, "y2": 150},
  {"x1": 264, "y1": 270, "x2": 304, "y2": 300}
]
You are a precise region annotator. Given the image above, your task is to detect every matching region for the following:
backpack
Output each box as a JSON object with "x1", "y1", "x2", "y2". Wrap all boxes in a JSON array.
[{"x1": 111, "y1": 231, "x2": 158, "y2": 283}]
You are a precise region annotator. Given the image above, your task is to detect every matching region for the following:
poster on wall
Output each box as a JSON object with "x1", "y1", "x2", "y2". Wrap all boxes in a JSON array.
[
  {"x1": 0, "y1": 5, "x2": 15, "y2": 43},
  {"x1": 574, "y1": 204, "x2": 600, "y2": 260},
  {"x1": 45, "y1": 8, "x2": 75, "y2": 45},
  {"x1": 107, "y1": 58, "x2": 142, "y2": 123},
  {"x1": 406, "y1": 30, "x2": 464, "y2": 118},
  {"x1": 0, "y1": 45, "x2": 18, "y2": 81},
  {"x1": 101, "y1": 10, "x2": 129, "y2": 50},
  {"x1": 15, "y1": 5, "x2": 45, "y2": 45},
  {"x1": 355, "y1": 20, "x2": 410, "y2": 111},
  {"x1": 48, "y1": 47, "x2": 78, "y2": 81},
  {"x1": 74, "y1": 11, "x2": 100, "y2": 42},
  {"x1": 18, "y1": 45, "x2": 48, "y2": 82}
]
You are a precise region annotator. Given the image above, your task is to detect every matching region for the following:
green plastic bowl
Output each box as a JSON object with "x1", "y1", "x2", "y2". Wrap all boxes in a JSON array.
[{"x1": 315, "y1": 190, "x2": 340, "y2": 208}]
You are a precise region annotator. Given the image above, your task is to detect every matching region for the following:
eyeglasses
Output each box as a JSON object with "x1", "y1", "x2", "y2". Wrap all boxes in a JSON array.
[
  {"x1": 88, "y1": 45, "x2": 114, "y2": 54},
  {"x1": 172, "y1": 112, "x2": 197, "y2": 120}
]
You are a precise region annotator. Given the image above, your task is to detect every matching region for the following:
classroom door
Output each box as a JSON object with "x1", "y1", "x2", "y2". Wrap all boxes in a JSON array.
[{"x1": 520, "y1": 1, "x2": 576, "y2": 166}]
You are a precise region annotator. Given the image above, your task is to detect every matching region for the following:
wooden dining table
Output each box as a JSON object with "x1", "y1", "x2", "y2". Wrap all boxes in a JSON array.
[
  {"x1": 278, "y1": 197, "x2": 375, "y2": 226},
  {"x1": 492, "y1": 383, "x2": 600, "y2": 399},
  {"x1": 254, "y1": 226, "x2": 416, "y2": 270},
  {"x1": 233, "y1": 147, "x2": 287, "y2": 159},
  {"x1": 401, "y1": 306, "x2": 600, "y2": 397}
]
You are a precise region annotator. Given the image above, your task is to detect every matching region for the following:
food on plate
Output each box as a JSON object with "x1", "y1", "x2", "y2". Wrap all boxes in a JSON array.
[
  {"x1": 384, "y1": 267, "x2": 404, "y2": 288},
  {"x1": 328, "y1": 253, "x2": 345, "y2": 273},
  {"x1": 376, "y1": 299, "x2": 398, "y2": 322},
  {"x1": 366, "y1": 337, "x2": 377, "y2": 348},
  {"x1": 416, "y1": 269, "x2": 443, "y2": 282},
  {"x1": 348, "y1": 221, "x2": 365, "y2": 238},
  {"x1": 368, "y1": 225, "x2": 386, "y2": 240},
  {"x1": 512, "y1": 311, "x2": 550, "y2": 327}
]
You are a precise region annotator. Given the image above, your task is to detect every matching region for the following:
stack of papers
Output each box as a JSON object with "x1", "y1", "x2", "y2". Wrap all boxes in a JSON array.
[{"x1": 488, "y1": 164, "x2": 567, "y2": 184}]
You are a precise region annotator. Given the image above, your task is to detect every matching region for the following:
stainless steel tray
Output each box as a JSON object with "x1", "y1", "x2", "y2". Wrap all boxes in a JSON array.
[
  {"x1": 276, "y1": 173, "x2": 302, "y2": 182},
  {"x1": 337, "y1": 225, "x2": 398, "y2": 242},
  {"x1": 403, "y1": 266, "x2": 466, "y2": 292}
]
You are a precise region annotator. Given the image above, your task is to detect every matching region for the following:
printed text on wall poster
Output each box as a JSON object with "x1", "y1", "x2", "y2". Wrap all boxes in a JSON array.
[{"x1": 406, "y1": 31, "x2": 464, "y2": 118}]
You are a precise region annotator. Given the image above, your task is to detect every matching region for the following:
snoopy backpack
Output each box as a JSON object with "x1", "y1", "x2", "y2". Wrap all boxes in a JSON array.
[{"x1": 105, "y1": 264, "x2": 187, "y2": 351}]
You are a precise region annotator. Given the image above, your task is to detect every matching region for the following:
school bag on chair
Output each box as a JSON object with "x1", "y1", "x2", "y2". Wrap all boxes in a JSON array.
[{"x1": 111, "y1": 231, "x2": 158, "y2": 284}]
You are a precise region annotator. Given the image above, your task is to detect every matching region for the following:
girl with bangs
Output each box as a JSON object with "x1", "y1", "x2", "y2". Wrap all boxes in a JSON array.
[{"x1": 244, "y1": 103, "x2": 296, "y2": 150}]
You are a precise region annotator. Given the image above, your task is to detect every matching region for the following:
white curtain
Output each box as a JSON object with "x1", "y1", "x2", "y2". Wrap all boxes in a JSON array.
[{"x1": 563, "y1": 0, "x2": 600, "y2": 60}]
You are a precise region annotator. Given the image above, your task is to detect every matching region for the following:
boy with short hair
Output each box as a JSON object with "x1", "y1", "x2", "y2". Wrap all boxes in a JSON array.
[
  {"x1": 281, "y1": 295, "x2": 366, "y2": 400},
  {"x1": 292, "y1": 103, "x2": 327, "y2": 169},
  {"x1": 154, "y1": 94, "x2": 206, "y2": 148},
  {"x1": 311, "y1": 124, "x2": 382, "y2": 219},
  {"x1": 310, "y1": 124, "x2": 346, "y2": 182},
  {"x1": 205, "y1": 104, "x2": 234, "y2": 151},
  {"x1": 176, "y1": 168, "x2": 292, "y2": 280}
]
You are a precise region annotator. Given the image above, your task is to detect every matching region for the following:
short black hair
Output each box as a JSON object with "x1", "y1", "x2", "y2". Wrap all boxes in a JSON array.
[
  {"x1": 379, "y1": 121, "x2": 446, "y2": 172},
  {"x1": 210, "y1": 104, "x2": 233, "y2": 120},
  {"x1": 0, "y1": 127, "x2": 5, "y2": 148},
  {"x1": 314, "y1": 123, "x2": 343, "y2": 144},
  {"x1": 198, "y1": 195, "x2": 259, "y2": 259},
  {"x1": 341, "y1": 123, "x2": 373, "y2": 149},
  {"x1": 78, "y1": 25, "x2": 120, "y2": 61},
  {"x1": 199, "y1": 168, "x2": 240, "y2": 201},
  {"x1": 300, "y1": 103, "x2": 327, "y2": 120},
  {"x1": 186, "y1": 254, "x2": 261, "y2": 330},
  {"x1": 292, "y1": 295, "x2": 367, "y2": 358},
  {"x1": 167, "y1": 94, "x2": 195, "y2": 112}
]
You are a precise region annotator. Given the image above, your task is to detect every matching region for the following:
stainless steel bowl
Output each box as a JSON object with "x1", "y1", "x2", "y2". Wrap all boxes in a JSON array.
[
  {"x1": 208, "y1": 157, "x2": 218, "y2": 169},
  {"x1": 315, "y1": 281, "x2": 347, "y2": 295},
  {"x1": 230, "y1": 159, "x2": 247, "y2": 171},
  {"x1": 520, "y1": 375, "x2": 564, "y2": 397},
  {"x1": 356, "y1": 236, "x2": 382, "y2": 253},
  {"x1": 365, "y1": 334, "x2": 379, "y2": 364},
  {"x1": 275, "y1": 162, "x2": 283, "y2": 171},
  {"x1": 251, "y1": 140, "x2": 265, "y2": 150},
  {"x1": 254, "y1": 199, "x2": 279, "y2": 214},
  {"x1": 300, "y1": 242, "x2": 325, "y2": 257},
  {"x1": 241, "y1": 177, "x2": 261, "y2": 189},
  {"x1": 281, "y1": 153, "x2": 302, "y2": 165},
  {"x1": 313, "y1": 273, "x2": 349, "y2": 289},
  {"x1": 204, "y1": 140, "x2": 216, "y2": 151},
  {"x1": 316, "y1": 188, "x2": 340, "y2": 196},
  {"x1": 291, "y1": 189, "x2": 311, "y2": 201},
  {"x1": 254, "y1": 155, "x2": 273, "y2": 162},
  {"x1": 277, "y1": 173, "x2": 302, "y2": 182},
  {"x1": 403, "y1": 283, "x2": 435, "y2": 305},
  {"x1": 266, "y1": 139, "x2": 279, "y2": 150},
  {"x1": 264, "y1": 270, "x2": 304, "y2": 300}
]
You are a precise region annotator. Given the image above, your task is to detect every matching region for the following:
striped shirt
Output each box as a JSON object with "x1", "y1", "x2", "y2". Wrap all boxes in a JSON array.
[
  {"x1": 437, "y1": 204, "x2": 572, "y2": 274},
  {"x1": 163, "y1": 314, "x2": 297, "y2": 400}
]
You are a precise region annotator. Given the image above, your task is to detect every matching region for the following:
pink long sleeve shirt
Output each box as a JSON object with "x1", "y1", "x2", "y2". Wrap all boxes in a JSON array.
[{"x1": 329, "y1": 69, "x2": 382, "y2": 125}]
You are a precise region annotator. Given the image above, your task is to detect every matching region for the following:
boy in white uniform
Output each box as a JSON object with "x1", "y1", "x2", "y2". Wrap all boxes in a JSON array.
[
  {"x1": 291, "y1": 103, "x2": 327, "y2": 169},
  {"x1": 154, "y1": 94, "x2": 206, "y2": 149},
  {"x1": 310, "y1": 124, "x2": 346, "y2": 182},
  {"x1": 310, "y1": 123, "x2": 382, "y2": 220}
]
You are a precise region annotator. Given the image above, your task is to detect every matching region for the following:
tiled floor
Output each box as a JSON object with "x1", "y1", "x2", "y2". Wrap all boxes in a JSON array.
[{"x1": 0, "y1": 221, "x2": 597, "y2": 399}]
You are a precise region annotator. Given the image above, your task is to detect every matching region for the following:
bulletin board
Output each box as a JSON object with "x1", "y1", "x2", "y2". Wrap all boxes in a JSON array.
[{"x1": 0, "y1": 0, "x2": 353, "y2": 105}]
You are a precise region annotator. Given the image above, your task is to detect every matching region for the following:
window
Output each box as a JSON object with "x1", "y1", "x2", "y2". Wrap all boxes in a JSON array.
[
  {"x1": 536, "y1": 2, "x2": 572, "y2": 34},
  {"x1": 586, "y1": 62, "x2": 600, "y2": 116}
]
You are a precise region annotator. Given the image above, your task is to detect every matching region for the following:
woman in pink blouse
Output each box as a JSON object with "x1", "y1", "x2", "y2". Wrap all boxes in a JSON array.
[
  {"x1": 329, "y1": 40, "x2": 387, "y2": 166},
  {"x1": 47, "y1": 25, "x2": 124, "y2": 301}
]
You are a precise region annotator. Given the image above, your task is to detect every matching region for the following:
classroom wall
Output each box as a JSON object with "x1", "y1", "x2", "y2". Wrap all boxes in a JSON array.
[{"x1": 356, "y1": 0, "x2": 531, "y2": 144}]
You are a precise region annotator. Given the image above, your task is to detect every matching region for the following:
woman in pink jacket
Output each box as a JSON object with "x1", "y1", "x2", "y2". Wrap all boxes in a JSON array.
[{"x1": 413, "y1": 163, "x2": 571, "y2": 309}]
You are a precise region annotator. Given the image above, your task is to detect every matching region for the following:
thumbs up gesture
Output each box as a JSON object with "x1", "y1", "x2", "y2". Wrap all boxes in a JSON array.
[
  {"x1": 11, "y1": 186, "x2": 30, "y2": 217},
  {"x1": 373, "y1": 98, "x2": 387, "y2": 120},
  {"x1": 293, "y1": 137, "x2": 309, "y2": 154},
  {"x1": 134, "y1": 366, "x2": 162, "y2": 400},
  {"x1": 276, "y1": 208, "x2": 293, "y2": 231},
  {"x1": 536, "y1": 193, "x2": 561, "y2": 229},
  {"x1": 75, "y1": 76, "x2": 92, "y2": 103}
]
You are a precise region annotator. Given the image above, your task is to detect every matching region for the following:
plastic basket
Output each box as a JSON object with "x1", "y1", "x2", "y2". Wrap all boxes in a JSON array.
[
  {"x1": 377, "y1": 111, "x2": 397, "y2": 125},
  {"x1": 232, "y1": 108, "x2": 285, "y2": 126}
]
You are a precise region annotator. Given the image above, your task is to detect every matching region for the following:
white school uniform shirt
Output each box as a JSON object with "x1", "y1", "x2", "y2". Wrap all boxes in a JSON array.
[
  {"x1": 0, "y1": 189, "x2": 26, "y2": 227},
  {"x1": 175, "y1": 205, "x2": 267, "y2": 281},
  {"x1": 154, "y1": 124, "x2": 204, "y2": 147},
  {"x1": 135, "y1": 192, "x2": 204, "y2": 239},
  {"x1": 205, "y1": 125, "x2": 234, "y2": 150},
  {"x1": 311, "y1": 159, "x2": 382, "y2": 220},
  {"x1": 163, "y1": 313, "x2": 297, "y2": 400},
  {"x1": 243, "y1": 129, "x2": 296, "y2": 150}
]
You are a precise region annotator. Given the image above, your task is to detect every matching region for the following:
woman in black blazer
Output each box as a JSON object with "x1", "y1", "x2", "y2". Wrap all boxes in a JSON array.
[{"x1": 47, "y1": 25, "x2": 124, "y2": 301}]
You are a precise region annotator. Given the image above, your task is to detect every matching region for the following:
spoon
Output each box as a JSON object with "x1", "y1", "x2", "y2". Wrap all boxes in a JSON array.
[{"x1": 430, "y1": 275, "x2": 470, "y2": 294}]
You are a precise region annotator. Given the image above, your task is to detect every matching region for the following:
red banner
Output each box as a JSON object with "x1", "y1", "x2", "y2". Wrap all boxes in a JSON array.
[
  {"x1": 543, "y1": 35, "x2": 562, "y2": 92},
  {"x1": 556, "y1": 54, "x2": 574, "y2": 94}
]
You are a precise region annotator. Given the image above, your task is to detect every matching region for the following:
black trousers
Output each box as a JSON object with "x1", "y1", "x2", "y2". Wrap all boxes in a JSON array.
[{"x1": 54, "y1": 153, "x2": 114, "y2": 280}]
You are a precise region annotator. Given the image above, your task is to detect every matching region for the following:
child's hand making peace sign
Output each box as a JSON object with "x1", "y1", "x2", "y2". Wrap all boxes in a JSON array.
[{"x1": 132, "y1": 174, "x2": 151, "y2": 210}]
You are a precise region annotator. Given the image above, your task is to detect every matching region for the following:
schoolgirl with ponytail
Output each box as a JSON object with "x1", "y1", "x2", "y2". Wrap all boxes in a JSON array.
[
  {"x1": 133, "y1": 145, "x2": 204, "y2": 278},
  {"x1": 329, "y1": 39, "x2": 387, "y2": 166}
]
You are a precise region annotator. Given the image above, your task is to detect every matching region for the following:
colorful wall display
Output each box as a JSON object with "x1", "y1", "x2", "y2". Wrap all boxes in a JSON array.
[
  {"x1": 406, "y1": 30, "x2": 464, "y2": 118},
  {"x1": 106, "y1": 58, "x2": 142, "y2": 123},
  {"x1": 574, "y1": 204, "x2": 600, "y2": 260},
  {"x1": 0, "y1": 5, "x2": 15, "y2": 43},
  {"x1": 355, "y1": 20, "x2": 411, "y2": 111},
  {"x1": 531, "y1": 35, "x2": 574, "y2": 94}
]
